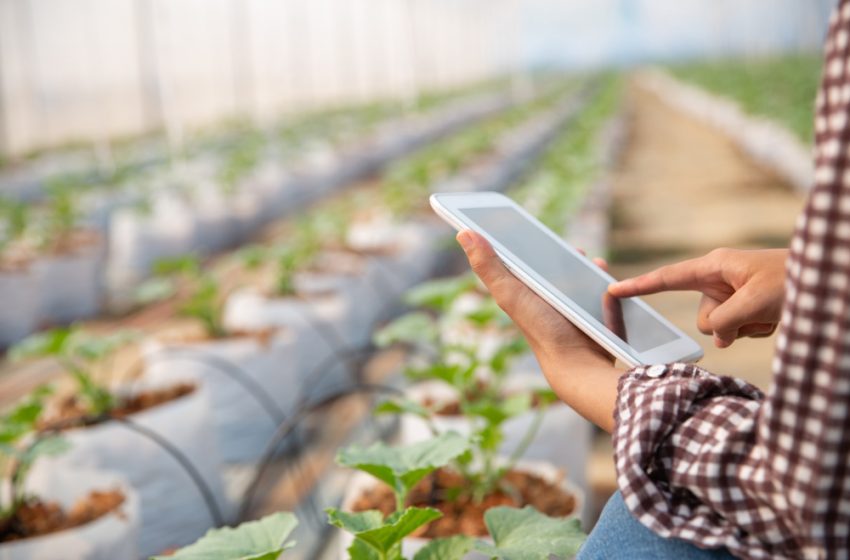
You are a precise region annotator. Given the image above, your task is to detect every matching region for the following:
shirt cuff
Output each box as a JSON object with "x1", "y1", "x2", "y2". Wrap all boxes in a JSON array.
[{"x1": 612, "y1": 363, "x2": 764, "y2": 547}]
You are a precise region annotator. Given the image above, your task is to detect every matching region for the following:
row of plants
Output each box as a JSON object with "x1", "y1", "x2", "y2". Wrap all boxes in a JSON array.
[
  {"x1": 0, "y1": 80, "x2": 589, "y2": 559},
  {"x1": 668, "y1": 54, "x2": 821, "y2": 144},
  {"x1": 159, "y1": 433, "x2": 585, "y2": 560},
  {"x1": 0, "y1": 79, "x2": 521, "y2": 349}
]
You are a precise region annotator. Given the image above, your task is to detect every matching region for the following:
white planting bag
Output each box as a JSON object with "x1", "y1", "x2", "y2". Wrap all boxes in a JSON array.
[
  {"x1": 33, "y1": 240, "x2": 103, "y2": 324},
  {"x1": 0, "y1": 268, "x2": 40, "y2": 347},
  {"x1": 41, "y1": 384, "x2": 228, "y2": 558},
  {"x1": 0, "y1": 468, "x2": 140, "y2": 560},
  {"x1": 142, "y1": 332, "x2": 298, "y2": 464}
]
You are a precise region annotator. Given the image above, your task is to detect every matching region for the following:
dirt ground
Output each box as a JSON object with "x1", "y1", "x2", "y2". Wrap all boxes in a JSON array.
[
  {"x1": 588, "y1": 78, "x2": 807, "y2": 506},
  {"x1": 609, "y1": 81, "x2": 805, "y2": 388}
]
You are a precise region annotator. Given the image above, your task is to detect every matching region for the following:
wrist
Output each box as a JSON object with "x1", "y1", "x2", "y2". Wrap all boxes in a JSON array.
[{"x1": 533, "y1": 341, "x2": 614, "y2": 373}]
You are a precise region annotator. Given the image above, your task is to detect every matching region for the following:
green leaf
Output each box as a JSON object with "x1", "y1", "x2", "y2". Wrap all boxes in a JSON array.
[
  {"x1": 151, "y1": 512, "x2": 298, "y2": 560},
  {"x1": 463, "y1": 393, "x2": 531, "y2": 427},
  {"x1": 19, "y1": 436, "x2": 70, "y2": 467},
  {"x1": 413, "y1": 535, "x2": 474, "y2": 560},
  {"x1": 153, "y1": 255, "x2": 201, "y2": 277},
  {"x1": 373, "y1": 399, "x2": 432, "y2": 419},
  {"x1": 336, "y1": 432, "x2": 469, "y2": 502},
  {"x1": 404, "y1": 362, "x2": 474, "y2": 389},
  {"x1": 473, "y1": 506, "x2": 586, "y2": 560},
  {"x1": 404, "y1": 275, "x2": 477, "y2": 312},
  {"x1": 326, "y1": 509, "x2": 384, "y2": 534},
  {"x1": 329, "y1": 507, "x2": 441, "y2": 558},
  {"x1": 135, "y1": 277, "x2": 177, "y2": 305},
  {"x1": 373, "y1": 313, "x2": 438, "y2": 348},
  {"x1": 9, "y1": 328, "x2": 73, "y2": 361}
]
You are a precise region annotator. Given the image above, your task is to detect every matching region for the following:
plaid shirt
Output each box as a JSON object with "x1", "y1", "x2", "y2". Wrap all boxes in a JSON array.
[{"x1": 613, "y1": 4, "x2": 850, "y2": 559}]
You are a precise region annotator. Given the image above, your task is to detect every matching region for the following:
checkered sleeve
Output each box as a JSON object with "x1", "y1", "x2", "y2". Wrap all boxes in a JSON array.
[{"x1": 613, "y1": 2, "x2": 850, "y2": 559}]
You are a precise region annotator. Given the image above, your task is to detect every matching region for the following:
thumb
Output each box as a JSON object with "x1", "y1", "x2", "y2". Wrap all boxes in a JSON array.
[
  {"x1": 457, "y1": 231, "x2": 523, "y2": 310},
  {"x1": 707, "y1": 285, "x2": 764, "y2": 347}
]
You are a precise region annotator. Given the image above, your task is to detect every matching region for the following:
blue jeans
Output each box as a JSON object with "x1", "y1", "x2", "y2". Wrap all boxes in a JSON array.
[{"x1": 577, "y1": 492, "x2": 738, "y2": 560}]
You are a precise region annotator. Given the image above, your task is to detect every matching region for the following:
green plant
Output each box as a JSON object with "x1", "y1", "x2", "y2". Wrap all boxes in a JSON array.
[
  {"x1": 331, "y1": 433, "x2": 585, "y2": 560},
  {"x1": 140, "y1": 256, "x2": 228, "y2": 338},
  {"x1": 151, "y1": 511, "x2": 298, "y2": 560},
  {"x1": 10, "y1": 327, "x2": 138, "y2": 418},
  {"x1": 0, "y1": 198, "x2": 29, "y2": 257},
  {"x1": 217, "y1": 134, "x2": 265, "y2": 195},
  {"x1": 374, "y1": 276, "x2": 553, "y2": 504},
  {"x1": 0, "y1": 388, "x2": 70, "y2": 527},
  {"x1": 328, "y1": 432, "x2": 469, "y2": 560},
  {"x1": 669, "y1": 54, "x2": 821, "y2": 144},
  {"x1": 40, "y1": 176, "x2": 86, "y2": 249}
]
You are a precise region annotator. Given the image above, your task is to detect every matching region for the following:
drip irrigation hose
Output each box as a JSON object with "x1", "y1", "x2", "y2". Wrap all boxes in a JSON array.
[
  {"x1": 107, "y1": 415, "x2": 225, "y2": 526},
  {"x1": 142, "y1": 348, "x2": 286, "y2": 426},
  {"x1": 28, "y1": 414, "x2": 225, "y2": 527},
  {"x1": 237, "y1": 382, "x2": 403, "y2": 523},
  {"x1": 288, "y1": 296, "x2": 351, "y2": 357}
]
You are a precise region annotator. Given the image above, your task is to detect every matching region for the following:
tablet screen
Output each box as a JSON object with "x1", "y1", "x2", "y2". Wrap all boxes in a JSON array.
[{"x1": 461, "y1": 206, "x2": 678, "y2": 353}]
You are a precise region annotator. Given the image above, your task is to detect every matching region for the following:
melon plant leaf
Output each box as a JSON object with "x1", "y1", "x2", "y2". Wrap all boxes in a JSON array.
[
  {"x1": 473, "y1": 506, "x2": 586, "y2": 560},
  {"x1": 373, "y1": 312, "x2": 438, "y2": 348},
  {"x1": 135, "y1": 277, "x2": 177, "y2": 305},
  {"x1": 326, "y1": 509, "x2": 384, "y2": 534},
  {"x1": 404, "y1": 274, "x2": 478, "y2": 312},
  {"x1": 413, "y1": 535, "x2": 475, "y2": 560},
  {"x1": 463, "y1": 393, "x2": 531, "y2": 427},
  {"x1": 150, "y1": 511, "x2": 298, "y2": 560},
  {"x1": 329, "y1": 507, "x2": 441, "y2": 558},
  {"x1": 336, "y1": 432, "x2": 469, "y2": 501},
  {"x1": 373, "y1": 398, "x2": 432, "y2": 419}
]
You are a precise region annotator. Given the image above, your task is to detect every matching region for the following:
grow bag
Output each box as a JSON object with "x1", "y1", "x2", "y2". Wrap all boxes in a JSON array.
[
  {"x1": 108, "y1": 194, "x2": 198, "y2": 288},
  {"x1": 338, "y1": 459, "x2": 583, "y2": 559},
  {"x1": 33, "y1": 238, "x2": 103, "y2": 324},
  {"x1": 0, "y1": 468, "x2": 140, "y2": 560},
  {"x1": 0, "y1": 268, "x2": 40, "y2": 347},
  {"x1": 0, "y1": 465, "x2": 139, "y2": 560},
  {"x1": 40, "y1": 383, "x2": 228, "y2": 558},
  {"x1": 142, "y1": 332, "x2": 298, "y2": 464}
]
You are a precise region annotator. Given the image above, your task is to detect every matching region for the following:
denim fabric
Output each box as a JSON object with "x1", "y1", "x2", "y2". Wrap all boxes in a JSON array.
[{"x1": 577, "y1": 492, "x2": 739, "y2": 560}]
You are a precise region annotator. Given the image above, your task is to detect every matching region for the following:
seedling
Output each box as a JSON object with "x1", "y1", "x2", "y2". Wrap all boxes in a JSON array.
[
  {"x1": 329, "y1": 432, "x2": 469, "y2": 559},
  {"x1": 0, "y1": 388, "x2": 70, "y2": 530},
  {"x1": 331, "y1": 433, "x2": 584, "y2": 560},
  {"x1": 0, "y1": 198, "x2": 29, "y2": 259},
  {"x1": 39, "y1": 178, "x2": 83, "y2": 250},
  {"x1": 374, "y1": 276, "x2": 549, "y2": 504},
  {"x1": 217, "y1": 134, "x2": 265, "y2": 195},
  {"x1": 10, "y1": 327, "x2": 138, "y2": 418},
  {"x1": 139, "y1": 256, "x2": 228, "y2": 338},
  {"x1": 151, "y1": 511, "x2": 298, "y2": 560}
]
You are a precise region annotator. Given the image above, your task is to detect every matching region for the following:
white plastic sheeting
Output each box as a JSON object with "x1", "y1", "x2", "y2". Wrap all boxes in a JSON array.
[
  {"x1": 39, "y1": 385, "x2": 229, "y2": 558},
  {"x1": 0, "y1": 468, "x2": 140, "y2": 560}
]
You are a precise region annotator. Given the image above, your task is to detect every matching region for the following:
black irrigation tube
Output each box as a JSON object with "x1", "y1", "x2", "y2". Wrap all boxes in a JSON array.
[
  {"x1": 141, "y1": 349, "x2": 286, "y2": 426},
  {"x1": 29, "y1": 414, "x2": 225, "y2": 527},
  {"x1": 237, "y1": 382, "x2": 403, "y2": 523},
  {"x1": 288, "y1": 298, "x2": 351, "y2": 358}
]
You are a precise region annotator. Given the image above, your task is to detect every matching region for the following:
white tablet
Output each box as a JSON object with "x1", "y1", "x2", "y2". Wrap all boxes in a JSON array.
[{"x1": 430, "y1": 191, "x2": 703, "y2": 366}]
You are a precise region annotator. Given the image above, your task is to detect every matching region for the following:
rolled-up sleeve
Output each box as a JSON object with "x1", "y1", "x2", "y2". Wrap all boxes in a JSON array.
[{"x1": 613, "y1": 4, "x2": 850, "y2": 558}]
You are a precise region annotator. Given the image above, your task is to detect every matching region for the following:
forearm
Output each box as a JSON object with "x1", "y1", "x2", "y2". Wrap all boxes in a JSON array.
[{"x1": 532, "y1": 344, "x2": 622, "y2": 433}]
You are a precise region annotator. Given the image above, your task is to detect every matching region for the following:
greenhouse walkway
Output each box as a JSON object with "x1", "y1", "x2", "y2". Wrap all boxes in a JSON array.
[{"x1": 589, "y1": 77, "x2": 806, "y2": 502}]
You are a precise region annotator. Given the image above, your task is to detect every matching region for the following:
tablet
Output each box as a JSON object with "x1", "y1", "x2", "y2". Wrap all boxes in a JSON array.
[{"x1": 430, "y1": 191, "x2": 703, "y2": 366}]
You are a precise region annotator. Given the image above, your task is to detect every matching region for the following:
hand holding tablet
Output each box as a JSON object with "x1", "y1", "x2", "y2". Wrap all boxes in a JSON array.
[{"x1": 431, "y1": 191, "x2": 703, "y2": 366}]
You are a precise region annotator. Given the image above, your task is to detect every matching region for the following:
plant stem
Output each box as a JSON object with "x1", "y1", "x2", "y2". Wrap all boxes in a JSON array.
[{"x1": 506, "y1": 406, "x2": 545, "y2": 473}]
